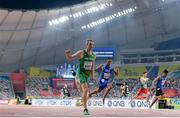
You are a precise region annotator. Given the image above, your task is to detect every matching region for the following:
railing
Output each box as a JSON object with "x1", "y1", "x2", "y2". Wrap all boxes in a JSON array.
[
  {"x1": 10, "y1": 81, "x2": 15, "y2": 99},
  {"x1": 119, "y1": 49, "x2": 180, "y2": 64}
]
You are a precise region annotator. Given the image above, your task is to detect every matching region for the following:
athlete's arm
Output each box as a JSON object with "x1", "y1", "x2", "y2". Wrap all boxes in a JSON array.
[
  {"x1": 91, "y1": 54, "x2": 96, "y2": 79},
  {"x1": 95, "y1": 64, "x2": 103, "y2": 70},
  {"x1": 112, "y1": 68, "x2": 118, "y2": 76},
  {"x1": 64, "y1": 49, "x2": 82, "y2": 61}
]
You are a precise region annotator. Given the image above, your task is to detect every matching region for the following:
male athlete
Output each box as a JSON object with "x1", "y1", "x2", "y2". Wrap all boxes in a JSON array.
[
  {"x1": 130, "y1": 72, "x2": 150, "y2": 104},
  {"x1": 149, "y1": 69, "x2": 169, "y2": 109},
  {"x1": 89, "y1": 58, "x2": 117, "y2": 104},
  {"x1": 65, "y1": 39, "x2": 95, "y2": 115}
]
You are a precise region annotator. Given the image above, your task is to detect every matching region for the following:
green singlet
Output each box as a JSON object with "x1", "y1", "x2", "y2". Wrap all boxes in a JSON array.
[
  {"x1": 140, "y1": 77, "x2": 148, "y2": 88},
  {"x1": 76, "y1": 49, "x2": 95, "y2": 85}
]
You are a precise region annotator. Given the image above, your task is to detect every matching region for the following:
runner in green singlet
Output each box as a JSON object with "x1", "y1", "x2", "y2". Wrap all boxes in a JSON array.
[{"x1": 65, "y1": 39, "x2": 95, "y2": 115}]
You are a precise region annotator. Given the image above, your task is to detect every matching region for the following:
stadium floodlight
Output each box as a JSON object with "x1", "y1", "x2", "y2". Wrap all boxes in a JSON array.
[
  {"x1": 55, "y1": 19, "x2": 59, "y2": 24},
  {"x1": 112, "y1": 14, "x2": 116, "y2": 18},
  {"x1": 102, "y1": 18, "x2": 105, "y2": 22},
  {"x1": 110, "y1": 15, "x2": 113, "y2": 19},
  {"x1": 120, "y1": 11, "x2": 124, "y2": 15},
  {"x1": 73, "y1": 14, "x2": 76, "y2": 18},
  {"x1": 81, "y1": 12, "x2": 85, "y2": 15},
  {"x1": 124, "y1": 10, "x2": 127, "y2": 14},
  {"x1": 95, "y1": 7, "x2": 99, "y2": 12},
  {"x1": 89, "y1": 23, "x2": 93, "y2": 27},
  {"x1": 84, "y1": 10, "x2": 88, "y2": 14},
  {"x1": 97, "y1": 20, "x2": 100, "y2": 24},
  {"x1": 49, "y1": 2, "x2": 113, "y2": 26},
  {"x1": 126, "y1": 9, "x2": 129, "y2": 13},
  {"x1": 105, "y1": 17, "x2": 109, "y2": 21},
  {"x1": 92, "y1": 22, "x2": 96, "y2": 26},
  {"x1": 91, "y1": 7, "x2": 96, "y2": 12},
  {"x1": 78, "y1": 12, "x2": 82, "y2": 16},
  {"x1": 100, "y1": 4, "x2": 106, "y2": 9},
  {"x1": 58, "y1": 16, "x2": 69, "y2": 23},
  {"x1": 74, "y1": 13, "x2": 78, "y2": 18},
  {"x1": 94, "y1": 22, "x2": 97, "y2": 26},
  {"x1": 87, "y1": 25, "x2": 90, "y2": 28},
  {"x1": 81, "y1": 6, "x2": 137, "y2": 29},
  {"x1": 81, "y1": 26, "x2": 86, "y2": 29},
  {"x1": 76, "y1": 13, "x2": 79, "y2": 18},
  {"x1": 52, "y1": 19, "x2": 57, "y2": 25},
  {"x1": 117, "y1": 12, "x2": 121, "y2": 17},
  {"x1": 51, "y1": 20, "x2": 55, "y2": 25},
  {"x1": 106, "y1": 3, "x2": 110, "y2": 7},
  {"x1": 128, "y1": 8, "x2": 133, "y2": 12},
  {"x1": 101, "y1": 19, "x2": 104, "y2": 23},
  {"x1": 124, "y1": 10, "x2": 127, "y2": 15},
  {"x1": 87, "y1": 9, "x2": 91, "y2": 13},
  {"x1": 49, "y1": 21, "x2": 52, "y2": 26}
]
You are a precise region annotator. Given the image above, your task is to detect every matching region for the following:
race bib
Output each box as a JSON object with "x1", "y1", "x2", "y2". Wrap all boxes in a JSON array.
[
  {"x1": 101, "y1": 79, "x2": 105, "y2": 83},
  {"x1": 104, "y1": 73, "x2": 110, "y2": 79},
  {"x1": 84, "y1": 61, "x2": 93, "y2": 70}
]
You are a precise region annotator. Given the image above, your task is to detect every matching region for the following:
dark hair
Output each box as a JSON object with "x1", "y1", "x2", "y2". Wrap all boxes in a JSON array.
[
  {"x1": 107, "y1": 57, "x2": 112, "y2": 60},
  {"x1": 86, "y1": 39, "x2": 93, "y2": 45},
  {"x1": 143, "y1": 72, "x2": 147, "y2": 74},
  {"x1": 163, "y1": 69, "x2": 168, "y2": 74},
  {"x1": 107, "y1": 58, "x2": 112, "y2": 61},
  {"x1": 124, "y1": 82, "x2": 128, "y2": 85}
]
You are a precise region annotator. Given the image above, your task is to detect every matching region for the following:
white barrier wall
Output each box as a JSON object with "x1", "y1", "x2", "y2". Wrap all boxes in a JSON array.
[
  {"x1": 32, "y1": 99, "x2": 155, "y2": 109},
  {"x1": 32, "y1": 99, "x2": 77, "y2": 107},
  {"x1": 88, "y1": 99, "x2": 155, "y2": 109}
]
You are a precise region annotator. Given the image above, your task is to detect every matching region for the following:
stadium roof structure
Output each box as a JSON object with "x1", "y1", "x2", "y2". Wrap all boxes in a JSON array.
[{"x1": 0, "y1": 0, "x2": 180, "y2": 71}]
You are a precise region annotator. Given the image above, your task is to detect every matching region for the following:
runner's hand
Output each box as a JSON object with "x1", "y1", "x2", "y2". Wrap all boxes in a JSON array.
[{"x1": 65, "y1": 49, "x2": 71, "y2": 54}]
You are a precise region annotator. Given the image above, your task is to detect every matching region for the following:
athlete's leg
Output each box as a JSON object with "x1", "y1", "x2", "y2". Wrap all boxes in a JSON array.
[
  {"x1": 146, "y1": 91, "x2": 150, "y2": 103},
  {"x1": 89, "y1": 88, "x2": 102, "y2": 98},
  {"x1": 81, "y1": 82, "x2": 90, "y2": 115},
  {"x1": 102, "y1": 84, "x2": 112, "y2": 104},
  {"x1": 150, "y1": 88, "x2": 164, "y2": 109},
  {"x1": 129, "y1": 89, "x2": 142, "y2": 103},
  {"x1": 75, "y1": 78, "x2": 82, "y2": 95},
  {"x1": 149, "y1": 96, "x2": 158, "y2": 109}
]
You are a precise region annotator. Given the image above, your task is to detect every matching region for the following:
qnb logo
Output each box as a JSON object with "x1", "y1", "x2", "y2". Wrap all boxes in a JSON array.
[
  {"x1": 88, "y1": 100, "x2": 92, "y2": 106},
  {"x1": 91, "y1": 100, "x2": 103, "y2": 106},
  {"x1": 130, "y1": 101, "x2": 136, "y2": 108},
  {"x1": 47, "y1": 101, "x2": 57, "y2": 105},
  {"x1": 112, "y1": 101, "x2": 125, "y2": 107},
  {"x1": 136, "y1": 101, "x2": 148, "y2": 108},
  {"x1": 131, "y1": 101, "x2": 148, "y2": 108},
  {"x1": 108, "y1": 100, "x2": 112, "y2": 107},
  {"x1": 171, "y1": 99, "x2": 180, "y2": 105}
]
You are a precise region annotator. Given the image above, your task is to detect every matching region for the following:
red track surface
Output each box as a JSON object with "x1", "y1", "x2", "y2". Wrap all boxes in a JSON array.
[{"x1": 0, "y1": 105, "x2": 180, "y2": 117}]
